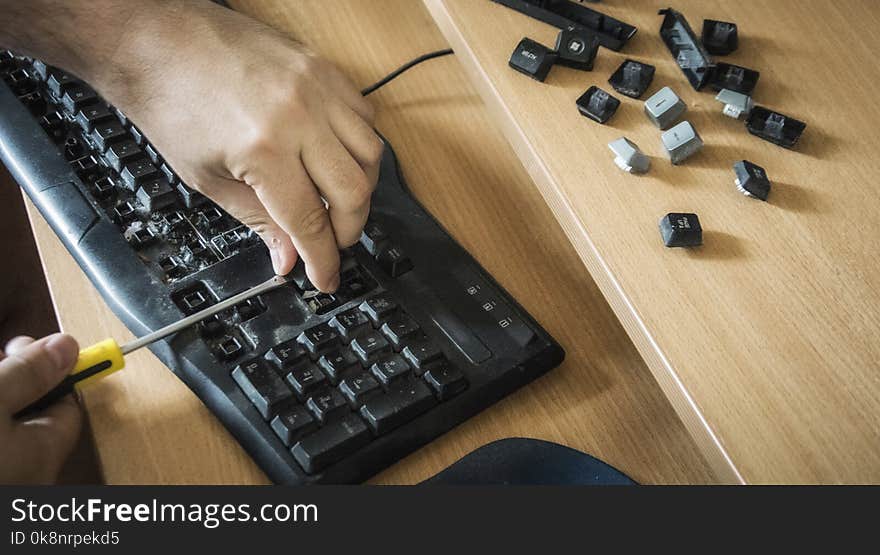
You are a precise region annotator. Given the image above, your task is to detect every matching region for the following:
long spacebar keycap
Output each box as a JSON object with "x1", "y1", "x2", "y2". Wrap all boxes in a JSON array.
[
  {"x1": 359, "y1": 380, "x2": 437, "y2": 435},
  {"x1": 291, "y1": 414, "x2": 371, "y2": 474}
]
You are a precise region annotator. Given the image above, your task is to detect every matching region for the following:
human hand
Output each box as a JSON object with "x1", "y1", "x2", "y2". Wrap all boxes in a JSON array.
[
  {"x1": 0, "y1": 334, "x2": 82, "y2": 484},
  {"x1": 100, "y1": 2, "x2": 383, "y2": 291}
]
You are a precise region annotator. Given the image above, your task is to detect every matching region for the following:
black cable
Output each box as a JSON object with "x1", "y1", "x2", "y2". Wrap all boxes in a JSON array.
[{"x1": 361, "y1": 49, "x2": 454, "y2": 96}]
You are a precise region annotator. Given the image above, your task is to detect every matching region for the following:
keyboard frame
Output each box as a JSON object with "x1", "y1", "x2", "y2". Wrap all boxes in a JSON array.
[{"x1": 0, "y1": 72, "x2": 565, "y2": 484}]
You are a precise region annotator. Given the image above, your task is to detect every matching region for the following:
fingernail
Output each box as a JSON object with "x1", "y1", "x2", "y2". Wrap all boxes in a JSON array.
[
  {"x1": 44, "y1": 334, "x2": 78, "y2": 371},
  {"x1": 328, "y1": 274, "x2": 341, "y2": 293},
  {"x1": 269, "y1": 247, "x2": 282, "y2": 274}
]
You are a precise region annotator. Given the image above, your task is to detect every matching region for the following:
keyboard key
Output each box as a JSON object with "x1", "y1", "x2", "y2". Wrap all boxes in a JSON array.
[
  {"x1": 339, "y1": 372, "x2": 382, "y2": 408},
  {"x1": 120, "y1": 160, "x2": 158, "y2": 190},
  {"x1": 328, "y1": 308, "x2": 371, "y2": 342},
  {"x1": 46, "y1": 70, "x2": 75, "y2": 96},
  {"x1": 270, "y1": 405, "x2": 317, "y2": 447},
  {"x1": 289, "y1": 260, "x2": 313, "y2": 290},
  {"x1": 76, "y1": 103, "x2": 113, "y2": 132},
  {"x1": 136, "y1": 178, "x2": 176, "y2": 212},
  {"x1": 177, "y1": 183, "x2": 207, "y2": 209},
  {"x1": 160, "y1": 163, "x2": 178, "y2": 185},
  {"x1": 89, "y1": 121, "x2": 128, "y2": 151},
  {"x1": 401, "y1": 339, "x2": 444, "y2": 374},
  {"x1": 317, "y1": 348, "x2": 361, "y2": 384},
  {"x1": 370, "y1": 355, "x2": 412, "y2": 387},
  {"x1": 306, "y1": 389, "x2": 349, "y2": 423},
  {"x1": 350, "y1": 330, "x2": 392, "y2": 365},
  {"x1": 145, "y1": 143, "x2": 162, "y2": 165},
  {"x1": 285, "y1": 364, "x2": 328, "y2": 400},
  {"x1": 359, "y1": 380, "x2": 436, "y2": 435},
  {"x1": 423, "y1": 365, "x2": 468, "y2": 401},
  {"x1": 104, "y1": 140, "x2": 142, "y2": 172},
  {"x1": 130, "y1": 125, "x2": 145, "y2": 145},
  {"x1": 380, "y1": 314, "x2": 420, "y2": 349},
  {"x1": 264, "y1": 339, "x2": 308, "y2": 371},
  {"x1": 291, "y1": 414, "x2": 371, "y2": 474},
  {"x1": 297, "y1": 323, "x2": 340, "y2": 358},
  {"x1": 376, "y1": 244, "x2": 414, "y2": 277},
  {"x1": 359, "y1": 221, "x2": 389, "y2": 255},
  {"x1": 231, "y1": 358, "x2": 292, "y2": 420},
  {"x1": 359, "y1": 294, "x2": 398, "y2": 326},
  {"x1": 61, "y1": 84, "x2": 97, "y2": 113}
]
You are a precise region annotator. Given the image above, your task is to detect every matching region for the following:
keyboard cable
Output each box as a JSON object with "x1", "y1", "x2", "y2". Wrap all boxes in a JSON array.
[{"x1": 360, "y1": 48, "x2": 454, "y2": 96}]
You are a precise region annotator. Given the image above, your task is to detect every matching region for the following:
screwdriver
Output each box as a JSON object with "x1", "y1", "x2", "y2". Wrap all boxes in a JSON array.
[{"x1": 17, "y1": 275, "x2": 289, "y2": 418}]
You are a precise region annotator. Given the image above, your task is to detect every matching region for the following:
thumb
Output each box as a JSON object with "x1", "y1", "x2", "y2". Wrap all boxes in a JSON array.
[{"x1": 0, "y1": 333, "x2": 79, "y2": 415}]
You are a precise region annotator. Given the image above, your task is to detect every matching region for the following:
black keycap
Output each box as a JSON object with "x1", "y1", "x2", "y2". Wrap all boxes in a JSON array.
[
  {"x1": 130, "y1": 126, "x2": 144, "y2": 145},
  {"x1": 231, "y1": 358, "x2": 292, "y2": 420},
  {"x1": 339, "y1": 372, "x2": 382, "y2": 408},
  {"x1": 376, "y1": 244, "x2": 414, "y2": 277},
  {"x1": 61, "y1": 84, "x2": 97, "y2": 113},
  {"x1": 350, "y1": 330, "x2": 392, "y2": 365},
  {"x1": 297, "y1": 323, "x2": 340, "y2": 357},
  {"x1": 104, "y1": 140, "x2": 142, "y2": 172},
  {"x1": 576, "y1": 86, "x2": 620, "y2": 124},
  {"x1": 318, "y1": 348, "x2": 361, "y2": 383},
  {"x1": 160, "y1": 163, "x2": 178, "y2": 185},
  {"x1": 285, "y1": 364, "x2": 328, "y2": 400},
  {"x1": 659, "y1": 212, "x2": 702, "y2": 248},
  {"x1": 217, "y1": 335, "x2": 246, "y2": 361},
  {"x1": 120, "y1": 160, "x2": 158, "y2": 190},
  {"x1": 328, "y1": 308, "x2": 371, "y2": 342},
  {"x1": 380, "y1": 314, "x2": 420, "y2": 349},
  {"x1": 136, "y1": 178, "x2": 176, "y2": 211},
  {"x1": 306, "y1": 389, "x2": 349, "y2": 423},
  {"x1": 177, "y1": 183, "x2": 206, "y2": 209},
  {"x1": 75, "y1": 103, "x2": 113, "y2": 132},
  {"x1": 370, "y1": 355, "x2": 412, "y2": 387},
  {"x1": 264, "y1": 339, "x2": 308, "y2": 371},
  {"x1": 89, "y1": 121, "x2": 128, "y2": 151},
  {"x1": 270, "y1": 405, "x2": 317, "y2": 447},
  {"x1": 92, "y1": 176, "x2": 116, "y2": 200},
  {"x1": 145, "y1": 143, "x2": 162, "y2": 165},
  {"x1": 46, "y1": 70, "x2": 75, "y2": 96},
  {"x1": 289, "y1": 260, "x2": 313, "y2": 290},
  {"x1": 554, "y1": 28, "x2": 599, "y2": 72},
  {"x1": 359, "y1": 380, "x2": 437, "y2": 435},
  {"x1": 401, "y1": 339, "x2": 444, "y2": 374},
  {"x1": 423, "y1": 365, "x2": 468, "y2": 401},
  {"x1": 359, "y1": 221, "x2": 389, "y2": 255},
  {"x1": 508, "y1": 37, "x2": 557, "y2": 82},
  {"x1": 359, "y1": 294, "x2": 398, "y2": 326},
  {"x1": 291, "y1": 414, "x2": 371, "y2": 474}
]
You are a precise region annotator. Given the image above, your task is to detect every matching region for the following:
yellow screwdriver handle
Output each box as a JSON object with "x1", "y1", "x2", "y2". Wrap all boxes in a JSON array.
[
  {"x1": 72, "y1": 338, "x2": 126, "y2": 387},
  {"x1": 14, "y1": 338, "x2": 126, "y2": 418}
]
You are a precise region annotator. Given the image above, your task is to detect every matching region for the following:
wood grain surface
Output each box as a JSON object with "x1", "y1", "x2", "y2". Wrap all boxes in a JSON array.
[
  {"x1": 21, "y1": 0, "x2": 715, "y2": 484},
  {"x1": 424, "y1": 0, "x2": 880, "y2": 483}
]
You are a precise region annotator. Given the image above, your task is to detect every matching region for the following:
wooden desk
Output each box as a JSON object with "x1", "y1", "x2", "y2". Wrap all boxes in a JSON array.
[
  {"x1": 22, "y1": 0, "x2": 715, "y2": 484},
  {"x1": 424, "y1": 0, "x2": 880, "y2": 483}
]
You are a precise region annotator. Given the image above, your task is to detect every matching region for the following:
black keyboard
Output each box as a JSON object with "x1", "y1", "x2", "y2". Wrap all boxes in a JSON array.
[{"x1": 0, "y1": 50, "x2": 564, "y2": 483}]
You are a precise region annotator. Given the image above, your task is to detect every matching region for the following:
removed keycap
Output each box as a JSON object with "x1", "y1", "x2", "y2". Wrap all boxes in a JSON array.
[
  {"x1": 645, "y1": 86, "x2": 686, "y2": 130},
  {"x1": 702, "y1": 19, "x2": 738, "y2": 55},
  {"x1": 608, "y1": 59, "x2": 655, "y2": 98},
  {"x1": 660, "y1": 121, "x2": 703, "y2": 165},
  {"x1": 576, "y1": 86, "x2": 620, "y2": 124},
  {"x1": 734, "y1": 160, "x2": 771, "y2": 201},
  {"x1": 508, "y1": 37, "x2": 557, "y2": 82},
  {"x1": 659, "y1": 213, "x2": 703, "y2": 248},
  {"x1": 715, "y1": 88, "x2": 753, "y2": 119},
  {"x1": 607, "y1": 137, "x2": 650, "y2": 174},
  {"x1": 554, "y1": 28, "x2": 599, "y2": 71}
]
